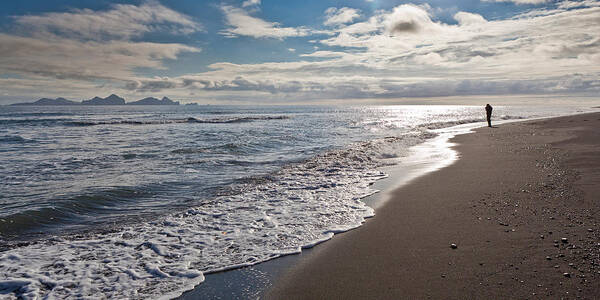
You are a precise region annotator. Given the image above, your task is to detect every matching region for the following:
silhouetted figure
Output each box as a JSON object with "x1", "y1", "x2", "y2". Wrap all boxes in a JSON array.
[{"x1": 485, "y1": 104, "x2": 493, "y2": 127}]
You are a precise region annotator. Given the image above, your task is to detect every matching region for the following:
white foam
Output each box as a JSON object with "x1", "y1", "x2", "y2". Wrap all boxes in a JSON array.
[{"x1": 1, "y1": 134, "x2": 415, "y2": 299}]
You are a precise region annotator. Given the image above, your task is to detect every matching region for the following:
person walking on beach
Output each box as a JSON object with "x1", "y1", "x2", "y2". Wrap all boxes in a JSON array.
[{"x1": 485, "y1": 104, "x2": 493, "y2": 127}]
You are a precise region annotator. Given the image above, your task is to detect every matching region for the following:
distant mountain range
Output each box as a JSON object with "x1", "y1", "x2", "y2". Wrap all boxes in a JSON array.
[
  {"x1": 81, "y1": 94, "x2": 126, "y2": 105},
  {"x1": 11, "y1": 94, "x2": 180, "y2": 106}
]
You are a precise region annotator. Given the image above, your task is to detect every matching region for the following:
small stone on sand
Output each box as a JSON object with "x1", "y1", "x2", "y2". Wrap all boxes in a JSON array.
[{"x1": 450, "y1": 243, "x2": 457, "y2": 249}]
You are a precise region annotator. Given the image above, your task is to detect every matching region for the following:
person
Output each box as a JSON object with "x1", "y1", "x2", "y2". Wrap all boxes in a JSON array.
[{"x1": 485, "y1": 104, "x2": 493, "y2": 127}]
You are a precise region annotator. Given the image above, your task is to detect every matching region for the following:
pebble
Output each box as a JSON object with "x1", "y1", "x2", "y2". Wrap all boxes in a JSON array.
[
  {"x1": 588, "y1": 228, "x2": 593, "y2": 232},
  {"x1": 563, "y1": 272, "x2": 571, "y2": 278},
  {"x1": 561, "y1": 238, "x2": 569, "y2": 243},
  {"x1": 546, "y1": 256, "x2": 552, "y2": 260},
  {"x1": 540, "y1": 234, "x2": 544, "y2": 239},
  {"x1": 450, "y1": 243, "x2": 458, "y2": 249}
]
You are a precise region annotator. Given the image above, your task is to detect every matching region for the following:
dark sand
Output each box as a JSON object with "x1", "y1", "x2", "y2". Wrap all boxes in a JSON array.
[{"x1": 267, "y1": 113, "x2": 600, "y2": 299}]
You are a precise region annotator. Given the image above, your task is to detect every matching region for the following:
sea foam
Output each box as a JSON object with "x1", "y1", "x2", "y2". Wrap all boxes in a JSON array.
[{"x1": 0, "y1": 134, "x2": 420, "y2": 299}]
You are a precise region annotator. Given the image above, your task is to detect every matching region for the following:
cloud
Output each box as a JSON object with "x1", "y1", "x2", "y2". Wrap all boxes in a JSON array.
[
  {"x1": 453, "y1": 12, "x2": 487, "y2": 26},
  {"x1": 324, "y1": 7, "x2": 361, "y2": 26},
  {"x1": 557, "y1": 0, "x2": 600, "y2": 9},
  {"x1": 0, "y1": 1, "x2": 200, "y2": 96},
  {"x1": 0, "y1": 33, "x2": 199, "y2": 81},
  {"x1": 220, "y1": 5, "x2": 310, "y2": 39},
  {"x1": 166, "y1": 3, "x2": 600, "y2": 100},
  {"x1": 15, "y1": 1, "x2": 202, "y2": 41},
  {"x1": 2, "y1": 1, "x2": 600, "y2": 103},
  {"x1": 383, "y1": 4, "x2": 439, "y2": 35},
  {"x1": 242, "y1": 0, "x2": 261, "y2": 7},
  {"x1": 484, "y1": 0, "x2": 548, "y2": 4},
  {"x1": 125, "y1": 78, "x2": 178, "y2": 92}
]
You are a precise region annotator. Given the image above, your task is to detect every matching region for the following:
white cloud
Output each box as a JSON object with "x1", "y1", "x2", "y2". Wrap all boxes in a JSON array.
[
  {"x1": 324, "y1": 7, "x2": 361, "y2": 26},
  {"x1": 383, "y1": 4, "x2": 439, "y2": 35},
  {"x1": 2, "y1": 1, "x2": 600, "y2": 103},
  {"x1": 0, "y1": 1, "x2": 200, "y2": 99},
  {"x1": 173, "y1": 3, "x2": 600, "y2": 100},
  {"x1": 484, "y1": 0, "x2": 548, "y2": 5},
  {"x1": 288, "y1": 48, "x2": 296, "y2": 52},
  {"x1": 0, "y1": 33, "x2": 200, "y2": 81},
  {"x1": 220, "y1": 5, "x2": 310, "y2": 39},
  {"x1": 242, "y1": 0, "x2": 261, "y2": 7},
  {"x1": 15, "y1": 1, "x2": 202, "y2": 41},
  {"x1": 453, "y1": 12, "x2": 487, "y2": 26},
  {"x1": 557, "y1": 1, "x2": 600, "y2": 9}
]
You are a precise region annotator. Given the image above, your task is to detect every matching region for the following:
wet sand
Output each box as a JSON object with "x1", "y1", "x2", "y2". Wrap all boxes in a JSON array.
[{"x1": 267, "y1": 112, "x2": 600, "y2": 299}]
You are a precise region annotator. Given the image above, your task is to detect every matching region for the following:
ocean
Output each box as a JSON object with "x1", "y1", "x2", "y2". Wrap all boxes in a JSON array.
[{"x1": 0, "y1": 104, "x2": 595, "y2": 299}]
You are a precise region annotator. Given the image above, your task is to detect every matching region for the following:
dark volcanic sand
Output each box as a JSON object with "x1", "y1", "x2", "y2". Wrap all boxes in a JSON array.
[{"x1": 267, "y1": 113, "x2": 600, "y2": 299}]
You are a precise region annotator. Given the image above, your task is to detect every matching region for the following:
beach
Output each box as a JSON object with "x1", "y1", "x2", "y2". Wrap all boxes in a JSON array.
[
  {"x1": 2, "y1": 107, "x2": 599, "y2": 299},
  {"x1": 267, "y1": 112, "x2": 600, "y2": 299}
]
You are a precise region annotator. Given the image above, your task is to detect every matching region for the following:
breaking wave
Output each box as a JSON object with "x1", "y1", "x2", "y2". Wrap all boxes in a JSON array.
[
  {"x1": 65, "y1": 116, "x2": 290, "y2": 126},
  {"x1": 0, "y1": 130, "x2": 433, "y2": 299}
]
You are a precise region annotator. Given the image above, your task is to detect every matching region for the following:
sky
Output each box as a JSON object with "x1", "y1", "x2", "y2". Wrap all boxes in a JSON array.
[{"x1": 0, "y1": 0, "x2": 599, "y2": 104}]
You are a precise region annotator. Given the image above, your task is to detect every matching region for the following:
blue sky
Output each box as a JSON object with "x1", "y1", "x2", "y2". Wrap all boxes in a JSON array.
[{"x1": 0, "y1": 0, "x2": 599, "y2": 104}]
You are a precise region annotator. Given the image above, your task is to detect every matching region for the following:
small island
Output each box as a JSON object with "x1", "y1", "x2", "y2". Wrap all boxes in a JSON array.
[{"x1": 11, "y1": 94, "x2": 180, "y2": 106}]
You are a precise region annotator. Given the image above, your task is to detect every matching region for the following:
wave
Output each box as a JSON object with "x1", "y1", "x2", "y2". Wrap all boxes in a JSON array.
[
  {"x1": 421, "y1": 115, "x2": 526, "y2": 130},
  {"x1": 0, "y1": 187, "x2": 157, "y2": 240},
  {"x1": 0, "y1": 118, "x2": 70, "y2": 126},
  {"x1": 0, "y1": 112, "x2": 73, "y2": 117},
  {"x1": 0, "y1": 115, "x2": 289, "y2": 127},
  {"x1": 171, "y1": 142, "x2": 255, "y2": 156},
  {"x1": 185, "y1": 116, "x2": 289, "y2": 124},
  {"x1": 0, "y1": 132, "x2": 423, "y2": 299},
  {"x1": 0, "y1": 135, "x2": 36, "y2": 144},
  {"x1": 65, "y1": 116, "x2": 290, "y2": 127}
]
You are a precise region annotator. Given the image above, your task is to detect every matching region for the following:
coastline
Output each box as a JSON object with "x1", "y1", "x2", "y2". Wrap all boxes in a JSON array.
[
  {"x1": 176, "y1": 115, "x2": 542, "y2": 299},
  {"x1": 266, "y1": 112, "x2": 600, "y2": 299},
  {"x1": 177, "y1": 116, "x2": 488, "y2": 299}
]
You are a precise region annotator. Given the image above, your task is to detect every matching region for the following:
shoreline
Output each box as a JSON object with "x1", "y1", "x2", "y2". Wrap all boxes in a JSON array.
[
  {"x1": 177, "y1": 114, "x2": 576, "y2": 299},
  {"x1": 177, "y1": 117, "x2": 484, "y2": 299},
  {"x1": 266, "y1": 112, "x2": 600, "y2": 299},
  {"x1": 178, "y1": 112, "x2": 600, "y2": 299}
]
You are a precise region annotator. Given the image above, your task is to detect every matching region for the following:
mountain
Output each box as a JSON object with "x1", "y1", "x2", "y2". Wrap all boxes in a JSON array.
[
  {"x1": 81, "y1": 94, "x2": 126, "y2": 105},
  {"x1": 8, "y1": 94, "x2": 180, "y2": 106},
  {"x1": 11, "y1": 97, "x2": 80, "y2": 106},
  {"x1": 127, "y1": 96, "x2": 180, "y2": 105}
]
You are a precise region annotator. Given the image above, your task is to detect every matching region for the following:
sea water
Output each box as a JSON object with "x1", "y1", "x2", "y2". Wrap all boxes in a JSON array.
[{"x1": 0, "y1": 104, "x2": 594, "y2": 299}]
